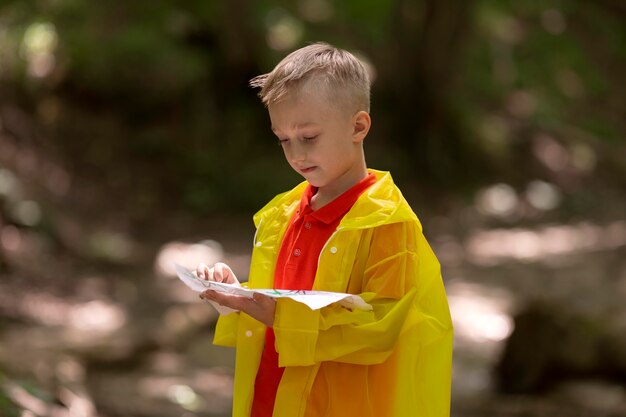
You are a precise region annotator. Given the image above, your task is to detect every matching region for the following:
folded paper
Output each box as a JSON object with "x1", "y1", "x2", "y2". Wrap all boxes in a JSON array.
[{"x1": 174, "y1": 263, "x2": 372, "y2": 315}]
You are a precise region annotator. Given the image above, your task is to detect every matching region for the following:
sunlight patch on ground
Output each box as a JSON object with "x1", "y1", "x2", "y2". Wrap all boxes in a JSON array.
[
  {"x1": 3, "y1": 378, "x2": 97, "y2": 417},
  {"x1": 8, "y1": 292, "x2": 73, "y2": 326},
  {"x1": 448, "y1": 281, "x2": 514, "y2": 347},
  {"x1": 138, "y1": 370, "x2": 233, "y2": 414},
  {"x1": 1, "y1": 224, "x2": 22, "y2": 252},
  {"x1": 69, "y1": 300, "x2": 127, "y2": 334},
  {"x1": 465, "y1": 221, "x2": 626, "y2": 265},
  {"x1": 0, "y1": 287, "x2": 127, "y2": 339},
  {"x1": 447, "y1": 281, "x2": 515, "y2": 399},
  {"x1": 154, "y1": 240, "x2": 223, "y2": 277},
  {"x1": 4, "y1": 381, "x2": 50, "y2": 416},
  {"x1": 57, "y1": 386, "x2": 97, "y2": 417},
  {"x1": 167, "y1": 384, "x2": 202, "y2": 411},
  {"x1": 154, "y1": 239, "x2": 225, "y2": 302}
]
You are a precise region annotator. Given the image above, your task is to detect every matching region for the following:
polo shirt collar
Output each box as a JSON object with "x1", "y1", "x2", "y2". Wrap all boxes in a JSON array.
[{"x1": 298, "y1": 172, "x2": 377, "y2": 225}]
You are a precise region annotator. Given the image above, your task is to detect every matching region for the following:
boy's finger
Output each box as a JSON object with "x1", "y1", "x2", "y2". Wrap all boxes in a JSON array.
[
  {"x1": 252, "y1": 293, "x2": 275, "y2": 306},
  {"x1": 214, "y1": 262, "x2": 230, "y2": 283},
  {"x1": 205, "y1": 291, "x2": 250, "y2": 310},
  {"x1": 200, "y1": 290, "x2": 224, "y2": 303},
  {"x1": 196, "y1": 263, "x2": 206, "y2": 278}
]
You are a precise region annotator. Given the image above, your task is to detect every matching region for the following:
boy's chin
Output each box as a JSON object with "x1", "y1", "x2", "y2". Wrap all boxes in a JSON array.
[{"x1": 302, "y1": 176, "x2": 322, "y2": 188}]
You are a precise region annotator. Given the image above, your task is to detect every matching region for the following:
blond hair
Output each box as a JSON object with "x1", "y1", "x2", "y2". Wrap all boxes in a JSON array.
[{"x1": 250, "y1": 42, "x2": 371, "y2": 112}]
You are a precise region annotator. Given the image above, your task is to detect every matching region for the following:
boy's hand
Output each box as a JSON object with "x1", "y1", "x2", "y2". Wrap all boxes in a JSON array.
[
  {"x1": 196, "y1": 262, "x2": 239, "y2": 285},
  {"x1": 200, "y1": 290, "x2": 276, "y2": 327},
  {"x1": 195, "y1": 262, "x2": 276, "y2": 327}
]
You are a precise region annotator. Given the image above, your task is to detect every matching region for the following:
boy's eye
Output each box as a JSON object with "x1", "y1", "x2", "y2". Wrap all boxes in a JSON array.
[
  {"x1": 277, "y1": 138, "x2": 289, "y2": 145},
  {"x1": 302, "y1": 135, "x2": 318, "y2": 142}
]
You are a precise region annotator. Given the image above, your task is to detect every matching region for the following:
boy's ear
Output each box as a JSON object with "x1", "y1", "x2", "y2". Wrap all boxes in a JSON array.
[{"x1": 351, "y1": 111, "x2": 371, "y2": 143}]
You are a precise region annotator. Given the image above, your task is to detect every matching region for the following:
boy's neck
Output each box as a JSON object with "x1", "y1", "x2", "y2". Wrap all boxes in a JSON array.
[{"x1": 310, "y1": 164, "x2": 368, "y2": 211}]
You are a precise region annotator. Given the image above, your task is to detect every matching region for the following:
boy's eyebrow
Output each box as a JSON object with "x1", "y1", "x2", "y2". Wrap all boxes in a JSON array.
[{"x1": 271, "y1": 122, "x2": 319, "y2": 133}]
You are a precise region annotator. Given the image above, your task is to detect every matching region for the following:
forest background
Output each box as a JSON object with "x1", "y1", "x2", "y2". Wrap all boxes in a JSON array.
[{"x1": 1, "y1": 1, "x2": 625, "y2": 416}]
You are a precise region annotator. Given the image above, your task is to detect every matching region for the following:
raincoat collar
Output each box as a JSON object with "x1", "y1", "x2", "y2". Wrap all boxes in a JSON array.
[{"x1": 253, "y1": 169, "x2": 419, "y2": 231}]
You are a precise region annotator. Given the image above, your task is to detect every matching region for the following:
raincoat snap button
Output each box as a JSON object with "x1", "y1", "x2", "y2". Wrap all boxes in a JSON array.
[
  {"x1": 293, "y1": 248, "x2": 302, "y2": 257},
  {"x1": 304, "y1": 222, "x2": 312, "y2": 229},
  {"x1": 255, "y1": 241, "x2": 262, "y2": 247},
  {"x1": 245, "y1": 330, "x2": 253, "y2": 337},
  {"x1": 329, "y1": 246, "x2": 338, "y2": 254}
]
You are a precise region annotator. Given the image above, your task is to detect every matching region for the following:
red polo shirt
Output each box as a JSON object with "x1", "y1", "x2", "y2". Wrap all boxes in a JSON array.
[{"x1": 251, "y1": 172, "x2": 377, "y2": 417}]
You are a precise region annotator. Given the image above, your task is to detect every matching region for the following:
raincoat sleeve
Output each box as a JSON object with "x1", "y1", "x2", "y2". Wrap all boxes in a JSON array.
[{"x1": 272, "y1": 221, "x2": 453, "y2": 367}]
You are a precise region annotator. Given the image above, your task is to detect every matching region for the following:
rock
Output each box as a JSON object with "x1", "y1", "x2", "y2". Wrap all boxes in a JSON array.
[{"x1": 494, "y1": 300, "x2": 621, "y2": 393}]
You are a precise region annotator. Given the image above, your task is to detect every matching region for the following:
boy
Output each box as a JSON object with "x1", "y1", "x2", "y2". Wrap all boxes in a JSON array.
[{"x1": 197, "y1": 42, "x2": 453, "y2": 417}]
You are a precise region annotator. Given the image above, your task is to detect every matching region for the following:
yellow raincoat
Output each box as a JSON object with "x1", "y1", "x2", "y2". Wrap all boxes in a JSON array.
[{"x1": 214, "y1": 170, "x2": 453, "y2": 417}]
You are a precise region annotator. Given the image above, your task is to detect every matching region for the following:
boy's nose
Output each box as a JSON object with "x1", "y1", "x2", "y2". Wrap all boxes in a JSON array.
[{"x1": 289, "y1": 144, "x2": 306, "y2": 162}]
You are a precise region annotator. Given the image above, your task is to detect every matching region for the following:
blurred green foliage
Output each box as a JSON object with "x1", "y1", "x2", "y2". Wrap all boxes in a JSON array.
[
  {"x1": 0, "y1": 373, "x2": 20, "y2": 417},
  {"x1": 0, "y1": 0, "x2": 624, "y2": 215}
]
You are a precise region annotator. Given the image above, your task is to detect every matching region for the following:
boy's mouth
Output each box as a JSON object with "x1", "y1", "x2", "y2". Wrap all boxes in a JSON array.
[{"x1": 300, "y1": 166, "x2": 316, "y2": 174}]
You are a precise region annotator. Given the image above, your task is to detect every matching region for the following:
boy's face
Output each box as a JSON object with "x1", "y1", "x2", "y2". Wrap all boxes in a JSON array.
[{"x1": 268, "y1": 83, "x2": 369, "y2": 193}]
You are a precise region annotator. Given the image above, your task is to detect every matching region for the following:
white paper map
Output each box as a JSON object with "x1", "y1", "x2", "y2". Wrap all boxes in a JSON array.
[{"x1": 174, "y1": 263, "x2": 372, "y2": 315}]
